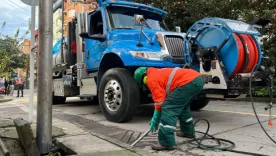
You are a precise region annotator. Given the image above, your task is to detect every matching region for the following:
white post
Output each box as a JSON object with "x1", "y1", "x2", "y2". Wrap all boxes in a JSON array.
[
  {"x1": 82, "y1": 0, "x2": 84, "y2": 12},
  {"x1": 29, "y1": 4, "x2": 35, "y2": 123}
]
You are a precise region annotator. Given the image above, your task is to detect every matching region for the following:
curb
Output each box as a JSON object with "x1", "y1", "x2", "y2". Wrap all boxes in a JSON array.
[{"x1": 0, "y1": 98, "x2": 13, "y2": 103}]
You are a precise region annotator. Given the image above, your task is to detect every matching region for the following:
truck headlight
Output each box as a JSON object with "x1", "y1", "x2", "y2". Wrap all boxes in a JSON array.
[{"x1": 130, "y1": 51, "x2": 161, "y2": 61}]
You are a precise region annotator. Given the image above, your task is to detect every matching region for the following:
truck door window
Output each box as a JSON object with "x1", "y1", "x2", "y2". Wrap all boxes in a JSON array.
[{"x1": 90, "y1": 11, "x2": 104, "y2": 35}]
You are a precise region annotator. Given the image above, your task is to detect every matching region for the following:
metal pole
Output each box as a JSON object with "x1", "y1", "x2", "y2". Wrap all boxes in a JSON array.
[
  {"x1": 130, "y1": 129, "x2": 150, "y2": 147},
  {"x1": 36, "y1": 0, "x2": 53, "y2": 154},
  {"x1": 29, "y1": 4, "x2": 35, "y2": 123},
  {"x1": 60, "y1": 0, "x2": 65, "y2": 63},
  {"x1": 82, "y1": 0, "x2": 84, "y2": 12}
]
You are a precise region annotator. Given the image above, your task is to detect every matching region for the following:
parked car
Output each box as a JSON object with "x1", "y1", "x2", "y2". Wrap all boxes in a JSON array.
[
  {"x1": 0, "y1": 82, "x2": 10, "y2": 94},
  {"x1": 0, "y1": 82, "x2": 5, "y2": 94}
]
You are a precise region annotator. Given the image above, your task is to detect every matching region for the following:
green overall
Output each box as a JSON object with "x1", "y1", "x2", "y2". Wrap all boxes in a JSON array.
[{"x1": 158, "y1": 76, "x2": 204, "y2": 147}]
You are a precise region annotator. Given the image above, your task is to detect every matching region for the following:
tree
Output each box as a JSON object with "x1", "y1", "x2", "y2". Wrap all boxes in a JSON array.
[
  {"x1": 0, "y1": 22, "x2": 30, "y2": 77},
  {"x1": 134, "y1": 0, "x2": 246, "y2": 31}
]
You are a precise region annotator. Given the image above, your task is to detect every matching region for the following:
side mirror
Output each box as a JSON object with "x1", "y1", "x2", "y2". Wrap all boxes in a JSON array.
[
  {"x1": 133, "y1": 14, "x2": 153, "y2": 46},
  {"x1": 80, "y1": 32, "x2": 106, "y2": 42},
  {"x1": 175, "y1": 26, "x2": 181, "y2": 33},
  {"x1": 134, "y1": 14, "x2": 145, "y2": 26},
  {"x1": 78, "y1": 12, "x2": 88, "y2": 34}
]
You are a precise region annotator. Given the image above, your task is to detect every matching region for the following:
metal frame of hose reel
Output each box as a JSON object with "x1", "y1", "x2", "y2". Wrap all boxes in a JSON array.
[{"x1": 184, "y1": 18, "x2": 263, "y2": 98}]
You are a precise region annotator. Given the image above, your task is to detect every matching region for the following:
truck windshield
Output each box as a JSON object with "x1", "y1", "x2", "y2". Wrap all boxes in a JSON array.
[{"x1": 107, "y1": 6, "x2": 166, "y2": 31}]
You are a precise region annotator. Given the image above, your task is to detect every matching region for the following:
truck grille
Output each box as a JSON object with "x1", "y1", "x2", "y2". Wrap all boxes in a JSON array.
[{"x1": 164, "y1": 35, "x2": 184, "y2": 58}]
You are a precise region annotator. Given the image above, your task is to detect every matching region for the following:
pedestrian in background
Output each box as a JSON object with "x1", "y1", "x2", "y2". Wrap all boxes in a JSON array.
[
  {"x1": 16, "y1": 76, "x2": 24, "y2": 97},
  {"x1": 15, "y1": 77, "x2": 19, "y2": 95},
  {"x1": 4, "y1": 78, "x2": 8, "y2": 95},
  {"x1": 9, "y1": 79, "x2": 15, "y2": 96},
  {"x1": 8, "y1": 78, "x2": 12, "y2": 92}
]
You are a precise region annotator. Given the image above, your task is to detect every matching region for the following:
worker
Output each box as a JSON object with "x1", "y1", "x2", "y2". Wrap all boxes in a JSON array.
[{"x1": 134, "y1": 67, "x2": 204, "y2": 151}]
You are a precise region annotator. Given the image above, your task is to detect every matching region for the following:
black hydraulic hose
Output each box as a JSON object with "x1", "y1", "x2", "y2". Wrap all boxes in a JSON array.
[
  {"x1": 190, "y1": 119, "x2": 236, "y2": 150},
  {"x1": 187, "y1": 119, "x2": 270, "y2": 156},
  {"x1": 249, "y1": 66, "x2": 276, "y2": 144}
]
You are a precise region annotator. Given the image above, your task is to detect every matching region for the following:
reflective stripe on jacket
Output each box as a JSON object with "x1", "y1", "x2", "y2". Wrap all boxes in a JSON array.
[{"x1": 146, "y1": 67, "x2": 201, "y2": 103}]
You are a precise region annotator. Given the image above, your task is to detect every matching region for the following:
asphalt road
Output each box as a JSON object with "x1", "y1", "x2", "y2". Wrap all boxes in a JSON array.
[
  {"x1": 3, "y1": 94, "x2": 276, "y2": 156},
  {"x1": 51, "y1": 98, "x2": 276, "y2": 156}
]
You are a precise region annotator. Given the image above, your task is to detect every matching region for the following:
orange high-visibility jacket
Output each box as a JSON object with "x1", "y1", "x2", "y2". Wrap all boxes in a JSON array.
[{"x1": 146, "y1": 67, "x2": 201, "y2": 103}]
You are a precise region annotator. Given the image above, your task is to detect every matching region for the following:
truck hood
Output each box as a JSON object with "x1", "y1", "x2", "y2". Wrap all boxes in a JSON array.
[
  {"x1": 109, "y1": 29, "x2": 183, "y2": 49},
  {"x1": 107, "y1": 29, "x2": 186, "y2": 60},
  {"x1": 109, "y1": 29, "x2": 159, "y2": 44}
]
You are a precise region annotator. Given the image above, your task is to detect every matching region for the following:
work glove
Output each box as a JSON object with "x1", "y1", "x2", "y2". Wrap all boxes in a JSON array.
[{"x1": 149, "y1": 110, "x2": 162, "y2": 133}]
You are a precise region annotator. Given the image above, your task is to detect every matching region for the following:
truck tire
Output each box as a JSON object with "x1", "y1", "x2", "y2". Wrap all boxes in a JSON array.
[
  {"x1": 99, "y1": 68, "x2": 139, "y2": 123},
  {"x1": 190, "y1": 98, "x2": 210, "y2": 111},
  {"x1": 52, "y1": 94, "x2": 66, "y2": 105}
]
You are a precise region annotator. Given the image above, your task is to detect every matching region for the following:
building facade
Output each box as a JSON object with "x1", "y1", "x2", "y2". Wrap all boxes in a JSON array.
[{"x1": 53, "y1": 0, "x2": 98, "y2": 45}]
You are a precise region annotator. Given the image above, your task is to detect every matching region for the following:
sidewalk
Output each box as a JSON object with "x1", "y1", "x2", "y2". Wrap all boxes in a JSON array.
[
  {"x1": 0, "y1": 101, "x2": 152, "y2": 156},
  {"x1": 52, "y1": 118, "x2": 151, "y2": 156},
  {"x1": 0, "y1": 95, "x2": 13, "y2": 103}
]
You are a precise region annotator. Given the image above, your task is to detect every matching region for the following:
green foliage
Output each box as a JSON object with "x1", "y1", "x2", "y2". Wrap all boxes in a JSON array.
[
  {"x1": 252, "y1": 78, "x2": 276, "y2": 97},
  {"x1": 0, "y1": 22, "x2": 30, "y2": 77},
  {"x1": 134, "y1": 0, "x2": 247, "y2": 31},
  {"x1": 48, "y1": 152, "x2": 61, "y2": 156},
  {"x1": 252, "y1": 87, "x2": 276, "y2": 97}
]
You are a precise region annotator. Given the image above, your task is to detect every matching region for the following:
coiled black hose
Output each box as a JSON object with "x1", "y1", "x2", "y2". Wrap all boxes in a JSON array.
[{"x1": 191, "y1": 119, "x2": 235, "y2": 150}]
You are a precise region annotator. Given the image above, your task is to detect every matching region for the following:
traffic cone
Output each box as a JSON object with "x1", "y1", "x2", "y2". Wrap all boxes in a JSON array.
[{"x1": 268, "y1": 120, "x2": 273, "y2": 126}]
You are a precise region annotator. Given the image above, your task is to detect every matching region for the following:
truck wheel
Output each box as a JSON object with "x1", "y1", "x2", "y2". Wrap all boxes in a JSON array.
[
  {"x1": 52, "y1": 94, "x2": 66, "y2": 105},
  {"x1": 190, "y1": 98, "x2": 210, "y2": 111},
  {"x1": 99, "y1": 68, "x2": 139, "y2": 123}
]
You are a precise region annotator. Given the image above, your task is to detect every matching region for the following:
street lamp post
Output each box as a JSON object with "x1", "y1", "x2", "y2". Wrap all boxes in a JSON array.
[
  {"x1": 21, "y1": 0, "x2": 38, "y2": 124},
  {"x1": 36, "y1": 0, "x2": 53, "y2": 154}
]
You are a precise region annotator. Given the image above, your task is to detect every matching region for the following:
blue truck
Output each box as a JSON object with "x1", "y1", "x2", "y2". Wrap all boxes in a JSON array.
[{"x1": 52, "y1": 0, "x2": 267, "y2": 123}]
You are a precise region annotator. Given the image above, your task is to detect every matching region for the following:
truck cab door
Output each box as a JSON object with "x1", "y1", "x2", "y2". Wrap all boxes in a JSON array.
[{"x1": 85, "y1": 9, "x2": 107, "y2": 71}]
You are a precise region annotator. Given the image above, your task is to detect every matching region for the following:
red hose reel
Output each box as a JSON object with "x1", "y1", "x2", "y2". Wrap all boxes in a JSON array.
[{"x1": 230, "y1": 33, "x2": 260, "y2": 78}]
